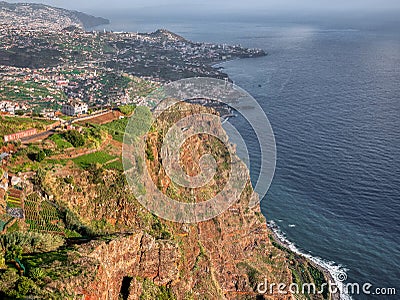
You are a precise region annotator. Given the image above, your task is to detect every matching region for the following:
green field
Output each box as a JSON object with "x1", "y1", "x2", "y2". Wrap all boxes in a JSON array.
[
  {"x1": 6, "y1": 193, "x2": 23, "y2": 208},
  {"x1": 49, "y1": 134, "x2": 73, "y2": 150},
  {"x1": 101, "y1": 118, "x2": 128, "y2": 142},
  {"x1": 101, "y1": 106, "x2": 152, "y2": 143},
  {"x1": 104, "y1": 159, "x2": 124, "y2": 171},
  {"x1": 72, "y1": 151, "x2": 116, "y2": 168}
]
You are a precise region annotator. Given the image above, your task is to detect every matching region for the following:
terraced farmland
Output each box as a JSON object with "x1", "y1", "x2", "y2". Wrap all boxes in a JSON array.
[
  {"x1": 24, "y1": 193, "x2": 64, "y2": 234},
  {"x1": 6, "y1": 188, "x2": 23, "y2": 209},
  {"x1": 72, "y1": 151, "x2": 116, "y2": 168}
]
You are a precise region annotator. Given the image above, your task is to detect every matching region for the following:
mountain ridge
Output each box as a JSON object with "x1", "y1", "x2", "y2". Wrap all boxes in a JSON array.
[{"x1": 0, "y1": 1, "x2": 109, "y2": 30}]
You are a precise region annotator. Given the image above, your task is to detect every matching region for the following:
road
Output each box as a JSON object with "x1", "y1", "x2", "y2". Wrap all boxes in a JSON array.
[
  {"x1": 21, "y1": 129, "x2": 56, "y2": 144},
  {"x1": 19, "y1": 109, "x2": 112, "y2": 144}
]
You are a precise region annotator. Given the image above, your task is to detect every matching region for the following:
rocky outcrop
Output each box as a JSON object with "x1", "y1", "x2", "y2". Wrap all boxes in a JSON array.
[
  {"x1": 51, "y1": 206, "x2": 292, "y2": 299},
  {"x1": 49, "y1": 233, "x2": 179, "y2": 299}
]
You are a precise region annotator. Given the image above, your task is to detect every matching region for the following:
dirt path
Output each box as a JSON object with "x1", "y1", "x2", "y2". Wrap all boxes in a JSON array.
[{"x1": 76, "y1": 110, "x2": 122, "y2": 125}]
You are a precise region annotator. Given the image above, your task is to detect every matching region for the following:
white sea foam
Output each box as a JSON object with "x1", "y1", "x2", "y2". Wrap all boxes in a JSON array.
[{"x1": 267, "y1": 220, "x2": 353, "y2": 300}]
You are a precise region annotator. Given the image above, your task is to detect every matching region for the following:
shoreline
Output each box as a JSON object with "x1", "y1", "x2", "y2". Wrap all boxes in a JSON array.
[
  {"x1": 215, "y1": 54, "x2": 345, "y2": 300},
  {"x1": 211, "y1": 57, "x2": 241, "y2": 68},
  {"x1": 267, "y1": 221, "x2": 342, "y2": 300}
]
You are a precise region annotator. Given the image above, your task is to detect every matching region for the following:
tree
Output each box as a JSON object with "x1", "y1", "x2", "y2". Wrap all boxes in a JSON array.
[
  {"x1": 28, "y1": 150, "x2": 46, "y2": 162},
  {"x1": 118, "y1": 104, "x2": 136, "y2": 116},
  {"x1": 4, "y1": 244, "x2": 22, "y2": 261},
  {"x1": 1, "y1": 232, "x2": 65, "y2": 255},
  {"x1": 86, "y1": 163, "x2": 104, "y2": 184},
  {"x1": 63, "y1": 130, "x2": 85, "y2": 147},
  {"x1": 33, "y1": 168, "x2": 47, "y2": 188},
  {"x1": 16, "y1": 277, "x2": 37, "y2": 296},
  {"x1": 35, "y1": 150, "x2": 46, "y2": 162}
]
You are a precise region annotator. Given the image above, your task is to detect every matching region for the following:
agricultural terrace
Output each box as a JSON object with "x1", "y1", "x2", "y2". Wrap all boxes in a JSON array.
[
  {"x1": 72, "y1": 151, "x2": 117, "y2": 169},
  {"x1": 0, "y1": 116, "x2": 53, "y2": 141},
  {"x1": 24, "y1": 193, "x2": 69, "y2": 235},
  {"x1": 100, "y1": 106, "x2": 152, "y2": 143},
  {"x1": 0, "y1": 80, "x2": 66, "y2": 110}
]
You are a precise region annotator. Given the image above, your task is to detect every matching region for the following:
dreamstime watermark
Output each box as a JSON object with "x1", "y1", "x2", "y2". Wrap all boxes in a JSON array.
[
  {"x1": 256, "y1": 271, "x2": 397, "y2": 297},
  {"x1": 122, "y1": 77, "x2": 276, "y2": 223}
]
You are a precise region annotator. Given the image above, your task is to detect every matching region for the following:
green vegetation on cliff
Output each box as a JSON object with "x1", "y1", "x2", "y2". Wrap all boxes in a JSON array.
[{"x1": 0, "y1": 103, "x2": 332, "y2": 300}]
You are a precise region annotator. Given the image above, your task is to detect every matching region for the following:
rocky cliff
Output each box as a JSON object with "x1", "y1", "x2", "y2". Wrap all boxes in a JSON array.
[{"x1": 21, "y1": 103, "x2": 332, "y2": 300}]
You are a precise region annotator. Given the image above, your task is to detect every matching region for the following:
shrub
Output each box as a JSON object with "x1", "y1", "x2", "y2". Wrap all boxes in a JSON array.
[
  {"x1": 4, "y1": 244, "x2": 23, "y2": 261},
  {"x1": 63, "y1": 130, "x2": 85, "y2": 147},
  {"x1": 64, "y1": 176, "x2": 74, "y2": 185},
  {"x1": 84, "y1": 125, "x2": 106, "y2": 144},
  {"x1": 140, "y1": 278, "x2": 176, "y2": 300},
  {"x1": 29, "y1": 268, "x2": 45, "y2": 280},
  {"x1": 16, "y1": 277, "x2": 37, "y2": 296},
  {"x1": 119, "y1": 104, "x2": 136, "y2": 115},
  {"x1": 0, "y1": 269, "x2": 19, "y2": 294},
  {"x1": 28, "y1": 150, "x2": 46, "y2": 162},
  {"x1": 0, "y1": 253, "x2": 5, "y2": 269},
  {"x1": 0, "y1": 232, "x2": 65, "y2": 255},
  {"x1": 43, "y1": 148, "x2": 53, "y2": 156},
  {"x1": 145, "y1": 146, "x2": 154, "y2": 161}
]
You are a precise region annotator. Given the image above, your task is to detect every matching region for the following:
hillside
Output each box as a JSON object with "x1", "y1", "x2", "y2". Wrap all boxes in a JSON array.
[
  {"x1": 0, "y1": 3, "x2": 336, "y2": 299},
  {"x1": 0, "y1": 1, "x2": 109, "y2": 30},
  {"x1": 0, "y1": 103, "x2": 335, "y2": 299}
]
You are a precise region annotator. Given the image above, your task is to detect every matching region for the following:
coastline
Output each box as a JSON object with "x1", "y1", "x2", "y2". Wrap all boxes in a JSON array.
[
  {"x1": 211, "y1": 53, "x2": 267, "y2": 73},
  {"x1": 267, "y1": 221, "x2": 343, "y2": 300},
  {"x1": 211, "y1": 57, "x2": 241, "y2": 68},
  {"x1": 213, "y1": 58, "x2": 346, "y2": 300}
]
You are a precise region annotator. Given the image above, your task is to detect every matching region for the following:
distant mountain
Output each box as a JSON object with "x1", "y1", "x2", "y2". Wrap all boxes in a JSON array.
[
  {"x1": 147, "y1": 29, "x2": 187, "y2": 42},
  {"x1": 0, "y1": 1, "x2": 109, "y2": 30}
]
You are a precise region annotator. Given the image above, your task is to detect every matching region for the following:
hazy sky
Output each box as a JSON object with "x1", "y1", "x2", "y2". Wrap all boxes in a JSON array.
[{"x1": 7, "y1": 0, "x2": 400, "y2": 18}]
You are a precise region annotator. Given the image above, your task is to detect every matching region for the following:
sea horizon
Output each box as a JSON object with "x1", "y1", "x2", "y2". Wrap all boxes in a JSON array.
[
  {"x1": 94, "y1": 13, "x2": 400, "y2": 299},
  {"x1": 0, "y1": 2, "x2": 399, "y2": 298}
]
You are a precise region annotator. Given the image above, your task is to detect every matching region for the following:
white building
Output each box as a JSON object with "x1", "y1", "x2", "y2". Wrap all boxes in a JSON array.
[{"x1": 62, "y1": 100, "x2": 88, "y2": 116}]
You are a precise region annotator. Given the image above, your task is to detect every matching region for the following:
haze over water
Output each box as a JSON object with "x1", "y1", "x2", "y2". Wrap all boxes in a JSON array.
[{"x1": 91, "y1": 11, "x2": 400, "y2": 299}]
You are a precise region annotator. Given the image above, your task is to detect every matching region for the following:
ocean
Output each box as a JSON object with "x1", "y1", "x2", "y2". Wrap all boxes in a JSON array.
[{"x1": 95, "y1": 14, "x2": 400, "y2": 299}]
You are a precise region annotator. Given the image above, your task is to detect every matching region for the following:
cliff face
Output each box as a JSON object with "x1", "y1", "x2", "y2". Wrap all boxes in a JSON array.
[
  {"x1": 49, "y1": 203, "x2": 292, "y2": 300},
  {"x1": 48, "y1": 233, "x2": 179, "y2": 299},
  {"x1": 33, "y1": 103, "x2": 329, "y2": 299}
]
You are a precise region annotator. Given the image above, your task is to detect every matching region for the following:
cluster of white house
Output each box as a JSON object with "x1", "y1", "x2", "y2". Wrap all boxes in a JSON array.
[
  {"x1": 61, "y1": 100, "x2": 88, "y2": 116},
  {"x1": 0, "y1": 101, "x2": 29, "y2": 114}
]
